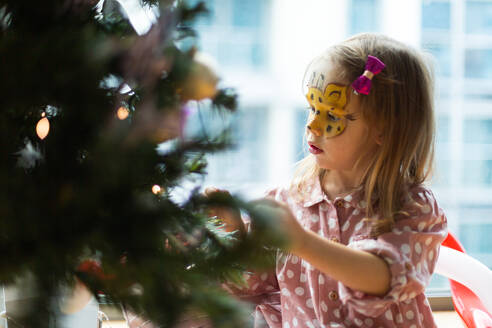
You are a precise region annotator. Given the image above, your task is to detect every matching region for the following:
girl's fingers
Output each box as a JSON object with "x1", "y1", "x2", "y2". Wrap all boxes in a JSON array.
[
  {"x1": 207, "y1": 208, "x2": 218, "y2": 217},
  {"x1": 204, "y1": 186, "x2": 233, "y2": 198},
  {"x1": 204, "y1": 186, "x2": 219, "y2": 196}
]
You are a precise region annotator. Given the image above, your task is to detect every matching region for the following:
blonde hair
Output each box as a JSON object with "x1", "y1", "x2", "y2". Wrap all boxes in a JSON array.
[{"x1": 290, "y1": 33, "x2": 436, "y2": 236}]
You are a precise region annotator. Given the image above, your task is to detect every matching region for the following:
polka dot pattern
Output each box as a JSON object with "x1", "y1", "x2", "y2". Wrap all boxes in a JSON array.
[
  {"x1": 421, "y1": 204, "x2": 431, "y2": 214},
  {"x1": 354, "y1": 221, "x2": 363, "y2": 231},
  {"x1": 401, "y1": 244, "x2": 411, "y2": 254},
  {"x1": 299, "y1": 273, "x2": 307, "y2": 283},
  {"x1": 333, "y1": 308, "x2": 340, "y2": 318},
  {"x1": 341, "y1": 220, "x2": 351, "y2": 232},
  {"x1": 240, "y1": 181, "x2": 448, "y2": 328}
]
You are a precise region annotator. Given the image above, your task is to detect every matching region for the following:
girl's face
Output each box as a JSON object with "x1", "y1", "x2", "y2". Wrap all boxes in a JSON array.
[{"x1": 305, "y1": 64, "x2": 378, "y2": 171}]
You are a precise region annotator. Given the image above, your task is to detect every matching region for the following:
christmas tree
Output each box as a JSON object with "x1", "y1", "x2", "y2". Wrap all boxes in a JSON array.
[{"x1": 0, "y1": 0, "x2": 283, "y2": 326}]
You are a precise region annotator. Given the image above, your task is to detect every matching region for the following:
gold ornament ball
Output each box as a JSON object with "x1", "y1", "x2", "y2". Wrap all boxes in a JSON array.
[{"x1": 180, "y1": 53, "x2": 219, "y2": 101}]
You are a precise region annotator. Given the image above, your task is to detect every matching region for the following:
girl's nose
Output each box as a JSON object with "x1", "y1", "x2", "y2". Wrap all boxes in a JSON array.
[{"x1": 306, "y1": 124, "x2": 322, "y2": 137}]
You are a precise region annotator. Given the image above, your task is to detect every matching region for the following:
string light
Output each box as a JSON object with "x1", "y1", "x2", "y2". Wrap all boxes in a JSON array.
[
  {"x1": 152, "y1": 185, "x2": 161, "y2": 194},
  {"x1": 36, "y1": 112, "x2": 50, "y2": 140},
  {"x1": 117, "y1": 106, "x2": 130, "y2": 120}
]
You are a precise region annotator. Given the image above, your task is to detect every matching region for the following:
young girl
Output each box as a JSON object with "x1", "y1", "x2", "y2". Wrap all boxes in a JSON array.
[{"x1": 206, "y1": 33, "x2": 448, "y2": 328}]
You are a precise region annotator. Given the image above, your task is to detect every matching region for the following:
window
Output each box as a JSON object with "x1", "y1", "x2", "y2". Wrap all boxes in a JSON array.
[
  {"x1": 349, "y1": 0, "x2": 381, "y2": 34},
  {"x1": 459, "y1": 206, "x2": 492, "y2": 263},
  {"x1": 293, "y1": 107, "x2": 310, "y2": 163},
  {"x1": 422, "y1": 1, "x2": 451, "y2": 30},
  {"x1": 190, "y1": 0, "x2": 492, "y2": 302},
  {"x1": 433, "y1": 115, "x2": 452, "y2": 187},
  {"x1": 465, "y1": 49, "x2": 492, "y2": 79},
  {"x1": 466, "y1": 0, "x2": 492, "y2": 34},
  {"x1": 185, "y1": 104, "x2": 269, "y2": 193},
  {"x1": 232, "y1": 0, "x2": 264, "y2": 27},
  {"x1": 422, "y1": 43, "x2": 452, "y2": 77},
  {"x1": 421, "y1": 0, "x2": 492, "y2": 286},
  {"x1": 193, "y1": 0, "x2": 270, "y2": 70}
]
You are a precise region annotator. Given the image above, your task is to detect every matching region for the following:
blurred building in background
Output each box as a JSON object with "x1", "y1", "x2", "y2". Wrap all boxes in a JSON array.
[{"x1": 186, "y1": 0, "x2": 492, "y2": 291}]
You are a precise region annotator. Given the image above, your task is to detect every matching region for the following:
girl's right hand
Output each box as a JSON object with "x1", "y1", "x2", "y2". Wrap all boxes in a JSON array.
[{"x1": 204, "y1": 187, "x2": 246, "y2": 236}]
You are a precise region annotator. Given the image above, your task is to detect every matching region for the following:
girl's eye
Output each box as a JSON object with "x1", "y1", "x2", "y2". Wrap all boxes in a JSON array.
[
  {"x1": 327, "y1": 112, "x2": 340, "y2": 122},
  {"x1": 345, "y1": 114, "x2": 357, "y2": 121}
]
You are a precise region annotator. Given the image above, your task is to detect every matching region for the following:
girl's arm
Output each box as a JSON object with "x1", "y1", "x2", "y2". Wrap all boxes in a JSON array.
[
  {"x1": 293, "y1": 228, "x2": 391, "y2": 296},
  {"x1": 258, "y1": 200, "x2": 391, "y2": 296}
]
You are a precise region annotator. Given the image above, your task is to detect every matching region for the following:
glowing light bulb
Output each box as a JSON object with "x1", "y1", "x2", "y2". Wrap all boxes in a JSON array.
[
  {"x1": 117, "y1": 107, "x2": 130, "y2": 120},
  {"x1": 36, "y1": 112, "x2": 50, "y2": 140},
  {"x1": 152, "y1": 185, "x2": 161, "y2": 194}
]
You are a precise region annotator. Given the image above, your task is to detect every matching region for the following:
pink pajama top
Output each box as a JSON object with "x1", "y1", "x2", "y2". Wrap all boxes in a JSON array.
[{"x1": 226, "y1": 177, "x2": 448, "y2": 328}]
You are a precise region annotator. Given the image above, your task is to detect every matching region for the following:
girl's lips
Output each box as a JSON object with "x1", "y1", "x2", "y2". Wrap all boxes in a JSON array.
[{"x1": 308, "y1": 143, "x2": 323, "y2": 155}]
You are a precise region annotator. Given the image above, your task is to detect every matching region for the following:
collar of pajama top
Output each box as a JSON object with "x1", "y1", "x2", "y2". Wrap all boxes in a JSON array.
[
  {"x1": 280, "y1": 177, "x2": 372, "y2": 253},
  {"x1": 300, "y1": 175, "x2": 367, "y2": 210}
]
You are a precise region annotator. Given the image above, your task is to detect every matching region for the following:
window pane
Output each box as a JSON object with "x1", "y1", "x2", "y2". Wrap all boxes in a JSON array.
[
  {"x1": 462, "y1": 160, "x2": 492, "y2": 187},
  {"x1": 436, "y1": 115, "x2": 450, "y2": 143},
  {"x1": 194, "y1": 0, "x2": 269, "y2": 70},
  {"x1": 433, "y1": 159, "x2": 452, "y2": 187},
  {"x1": 294, "y1": 108, "x2": 309, "y2": 162},
  {"x1": 232, "y1": 0, "x2": 263, "y2": 27},
  {"x1": 186, "y1": 105, "x2": 269, "y2": 188},
  {"x1": 458, "y1": 207, "x2": 492, "y2": 267},
  {"x1": 422, "y1": 43, "x2": 452, "y2": 77},
  {"x1": 251, "y1": 41, "x2": 266, "y2": 67},
  {"x1": 465, "y1": 49, "x2": 492, "y2": 79},
  {"x1": 218, "y1": 41, "x2": 253, "y2": 67},
  {"x1": 192, "y1": 0, "x2": 215, "y2": 26},
  {"x1": 349, "y1": 0, "x2": 380, "y2": 34},
  {"x1": 427, "y1": 272, "x2": 451, "y2": 291},
  {"x1": 422, "y1": 1, "x2": 451, "y2": 30},
  {"x1": 464, "y1": 119, "x2": 492, "y2": 143},
  {"x1": 433, "y1": 116, "x2": 451, "y2": 187},
  {"x1": 466, "y1": 1, "x2": 492, "y2": 34}
]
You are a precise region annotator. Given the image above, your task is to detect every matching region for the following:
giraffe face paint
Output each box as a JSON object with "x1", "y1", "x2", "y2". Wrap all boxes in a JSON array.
[{"x1": 306, "y1": 83, "x2": 350, "y2": 138}]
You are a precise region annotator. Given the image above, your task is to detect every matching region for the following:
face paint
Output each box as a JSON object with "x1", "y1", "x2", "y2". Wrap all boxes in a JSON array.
[{"x1": 306, "y1": 83, "x2": 350, "y2": 138}]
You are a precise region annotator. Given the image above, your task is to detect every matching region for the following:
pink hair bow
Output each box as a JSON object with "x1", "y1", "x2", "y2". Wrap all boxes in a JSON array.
[{"x1": 351, "y1": 55, "x2": 385, "y2": 95}]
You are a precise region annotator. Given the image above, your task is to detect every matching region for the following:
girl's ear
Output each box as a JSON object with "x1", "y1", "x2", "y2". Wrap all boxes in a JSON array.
[
  {"x1": 375, "y1": 133, "x2": 383, "y2": 145},
  {"x1": 371, "y1": 125, "x2": 383, "y2": 145}
]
